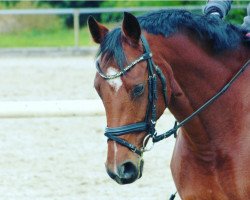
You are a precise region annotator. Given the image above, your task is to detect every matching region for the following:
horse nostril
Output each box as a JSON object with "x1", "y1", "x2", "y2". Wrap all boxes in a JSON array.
[{"x1": 119, "y1": 161, "x2": 138, "y2": 180}]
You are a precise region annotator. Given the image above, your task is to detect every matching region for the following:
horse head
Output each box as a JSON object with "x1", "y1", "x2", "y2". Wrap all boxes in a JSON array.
[{"x1": 88, "y1": 12, "x2": 169, "y2": 184}]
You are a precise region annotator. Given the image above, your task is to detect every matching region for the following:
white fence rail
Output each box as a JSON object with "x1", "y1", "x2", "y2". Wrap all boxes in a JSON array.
[
  {"x1": 0, "y1": 5, "x2": 247, "y2": 47},
  {"x1": 0, "y1": 100, "x2": 105, "y2": 118},
  {"x1": 0, "y1": 5, "x2": 246, "y2": 15}
]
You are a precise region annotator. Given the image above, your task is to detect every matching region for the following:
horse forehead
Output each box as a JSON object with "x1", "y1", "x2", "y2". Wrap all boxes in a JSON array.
[{"x1": 106, "y1": 67, "x2": 123, "y2": 92}]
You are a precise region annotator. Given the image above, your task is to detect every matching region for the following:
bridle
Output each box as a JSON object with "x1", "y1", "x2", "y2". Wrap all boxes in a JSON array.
[
  {"x1": 96, "y1": 34, "x2": 250, "y2": 157},
  {"x1": 96, "y1": 35, "x2": 167, "y2": 156}
]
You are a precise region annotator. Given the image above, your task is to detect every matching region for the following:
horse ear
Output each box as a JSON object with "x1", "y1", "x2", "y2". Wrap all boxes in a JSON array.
[
  {"x1": 122, "y1": 12, "x2": 141, "y2": 44},
  {"x1": 88, "y1": 16, "x2": 109, "y2": 44}
]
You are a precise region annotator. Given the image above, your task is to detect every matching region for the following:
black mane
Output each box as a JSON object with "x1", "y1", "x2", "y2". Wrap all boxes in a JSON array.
[{"x1": 98, "y1": 9, "x2": 247, "y2": 69}]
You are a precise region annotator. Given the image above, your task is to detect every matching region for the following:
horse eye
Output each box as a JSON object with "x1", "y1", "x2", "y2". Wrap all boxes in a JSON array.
[{"x1": 132, "y1": 84, "x2": 144, "y2": 97}]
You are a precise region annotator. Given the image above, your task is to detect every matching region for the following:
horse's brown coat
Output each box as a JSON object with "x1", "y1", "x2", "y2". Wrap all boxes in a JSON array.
[{"x1": 89, "y1": 12, "x2": 250, "y2": 199}]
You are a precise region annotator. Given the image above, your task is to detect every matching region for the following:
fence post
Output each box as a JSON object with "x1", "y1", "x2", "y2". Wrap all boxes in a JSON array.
[{"x1": 73, "y1": 9, "x2": 80, "y2": 48}]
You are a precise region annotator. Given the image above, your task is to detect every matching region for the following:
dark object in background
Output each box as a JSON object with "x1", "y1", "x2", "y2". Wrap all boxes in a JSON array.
[{"x1": 203, "y1": 0, "x2": 233, "y2": 18}]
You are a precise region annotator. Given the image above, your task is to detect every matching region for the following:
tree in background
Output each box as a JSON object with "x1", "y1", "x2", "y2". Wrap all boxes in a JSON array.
[
  {"x1": 0, "y1": 0, "x2": 247, "y2": 26},
  {"x1": 0, "y1": 1, "x2": 19, "y2": 8},
  {"x1": 0, "y1": 0, "x2": 103, "y2": 28},
  {"x1": 225, "y1": 0, "x2": 247, "y2": 24},
  {"x1": 100, "y1": 0, "x2": 246, "y2": 25},
  {"x1": 100, "y1": 0, "x2": 186, "y2": 23},
  {"x1": 37, "y1": 1, "x2": 103, "y2": 27}
]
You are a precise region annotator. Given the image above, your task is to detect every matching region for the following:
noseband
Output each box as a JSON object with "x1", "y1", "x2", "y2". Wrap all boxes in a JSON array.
[{"x1": 96, "y1": 34, "x2": 250, "y2": 157}]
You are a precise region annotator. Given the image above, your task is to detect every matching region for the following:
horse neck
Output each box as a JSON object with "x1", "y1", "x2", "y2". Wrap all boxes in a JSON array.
[{"x1": 148, "y1": 33, "x2": 250, "y2": 150}]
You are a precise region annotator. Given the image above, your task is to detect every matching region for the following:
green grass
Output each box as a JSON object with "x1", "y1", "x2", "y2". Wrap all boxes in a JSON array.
[
  {"x1": 0, "y1": 12, "x2": 245, "y2": 48},
  {"x1": 0, "y1": 26, "x2": 96, "y2": 48}
]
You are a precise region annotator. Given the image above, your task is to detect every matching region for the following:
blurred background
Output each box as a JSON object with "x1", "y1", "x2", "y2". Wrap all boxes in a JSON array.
[
  {"x1": 0, "y1": 0, "x2": 248, "y2": 48},
  {"x1": 0, "y1": 1, "x2": 248, "y2": 200}
]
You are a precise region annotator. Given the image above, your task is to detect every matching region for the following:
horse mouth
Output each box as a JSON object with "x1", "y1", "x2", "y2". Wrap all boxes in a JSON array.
[
  {"x1": 107, "y1": 169, "x2": 142, "y2": 185},
  {"x1": 114, "y1": 175, "x2": 137, "y2": 185}
]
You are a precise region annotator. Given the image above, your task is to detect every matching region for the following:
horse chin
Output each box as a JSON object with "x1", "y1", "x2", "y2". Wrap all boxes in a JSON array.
[
  {"x1": 113, "y1": 173, "x2": 141, "y2": 185},
  {"x1": 114, "y1": 176, "x2": 136, "y2": 185}
]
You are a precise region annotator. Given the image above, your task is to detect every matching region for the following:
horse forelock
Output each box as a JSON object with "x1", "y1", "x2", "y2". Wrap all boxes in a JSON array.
[{"x1": 97, "y1": 28, "x2": 126, "y2": 70}]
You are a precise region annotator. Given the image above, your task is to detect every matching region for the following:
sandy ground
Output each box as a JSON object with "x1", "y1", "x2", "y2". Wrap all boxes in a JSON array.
[
  {"x1": 0, "y1": 56, "x2": 180, "y2": 200},
  {"x1": 0, "y1": 56, "x2": 97, "y2": 101}
]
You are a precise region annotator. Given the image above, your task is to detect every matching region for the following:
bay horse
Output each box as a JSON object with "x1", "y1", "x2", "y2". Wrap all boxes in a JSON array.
[{"x1": 88, "y1": 9, "x2": 250, "y2": 199}]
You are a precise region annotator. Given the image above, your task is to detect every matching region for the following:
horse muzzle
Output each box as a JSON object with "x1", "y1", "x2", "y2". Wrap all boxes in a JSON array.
[{"x1": 106, "y1": 159, "x2": 144, "y2": 184}]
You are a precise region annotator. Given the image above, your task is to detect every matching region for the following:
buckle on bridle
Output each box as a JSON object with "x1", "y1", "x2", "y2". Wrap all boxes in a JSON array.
[
  {"x1": 151, "y1": 120, "x2": 156, "y2": 125},
  {"x1": 141, "y1": 134, "x2": 154, "y2": 152}
]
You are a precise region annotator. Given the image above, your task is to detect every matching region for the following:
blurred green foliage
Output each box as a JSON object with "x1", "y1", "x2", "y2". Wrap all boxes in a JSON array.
[
  {"x1": 36, "y1": 1, "x2": 103, "y2": 27},
  {"x1": 0, "y1": 1, "x2": 102, "y2": 27},
  {"x1": 0, "y1": 0, "x2": 248, "y2": 26},
  {"x1": 100, "y1": 0, "x2": 247, "y2": 25},
  {"x1": 100, "y1": 1, "x2": 203, "y2": 23},
  {"x1": 0, "y1": 0, "x2": 248, "y2": 47},
  {"x1": 0, "y1": 1, "x2": 63, "y2": 33},
  {"x1": 226, "y1": 0, "x2": 247, "y2": 24},
  {"x1": 0, "y1": 1, "x2": 18, "y2": 7}
]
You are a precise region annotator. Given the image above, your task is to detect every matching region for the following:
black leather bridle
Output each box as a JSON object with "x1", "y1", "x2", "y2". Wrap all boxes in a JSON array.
[
  {"x1": 96, "y1": 34, "x2": 250, "y2": 157},
  {"x1": 96, "y1": 35, "x2": 168, "y2": 156}
]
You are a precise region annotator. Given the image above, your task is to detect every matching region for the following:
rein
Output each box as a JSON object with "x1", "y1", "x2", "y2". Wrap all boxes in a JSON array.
[
  {"x1": 96, "y1": 34, "x2": 250, "y2": 156},
  {"x1": 153, "y1": 58, "x2": 250, "y2": 143}
]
